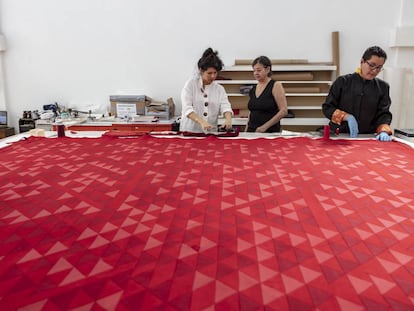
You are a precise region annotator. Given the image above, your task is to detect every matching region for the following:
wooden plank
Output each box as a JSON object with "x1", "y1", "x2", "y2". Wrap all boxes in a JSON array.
[
  {"x1": 231, "y1": 102, "x2": 248, "y2": 110},
  {"x1": 283, "y1": 86, "x2": 321, "y2": 93},
  {"x1": 234, "y1": 59, "x2": 309, "y2": 65},
  {"x1": 272, "y1": 72, "x2": 314, "y2": 80},
  {"x1": 332, "y1": 31, "x2": 340, "y2": 77}
]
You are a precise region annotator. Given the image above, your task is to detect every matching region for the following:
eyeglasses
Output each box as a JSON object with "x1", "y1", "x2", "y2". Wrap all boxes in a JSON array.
[{"x1": 365, "y1": 60, "x2": 383, "y2": 72}]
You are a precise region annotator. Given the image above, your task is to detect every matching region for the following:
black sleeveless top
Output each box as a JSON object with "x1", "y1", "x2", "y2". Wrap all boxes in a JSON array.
[{"x1": 247, "y1": 80, "x2": 280, "y2": 132}]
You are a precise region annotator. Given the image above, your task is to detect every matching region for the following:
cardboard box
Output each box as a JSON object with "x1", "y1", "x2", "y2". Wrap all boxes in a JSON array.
[
  {"x1": 109, "y1": 95, "x2": 151, "y2": 117},
  {"x1": 144, "y1": 98, "x2": 175, "y2": 120},
  {"x1": 35, "y1": 119, "x2": 53, "y2": 131},
  {"x1": 109, "y1": 95, "x2": 151, "y2": 102},
  {"x1": 110, "y1": 101, "x2": 149, "y2": 117}
]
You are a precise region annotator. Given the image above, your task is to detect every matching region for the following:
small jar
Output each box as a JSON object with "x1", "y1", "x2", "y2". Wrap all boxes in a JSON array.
[{"x1": 57, "y1": 124, "x2": 65, "y2": 137}]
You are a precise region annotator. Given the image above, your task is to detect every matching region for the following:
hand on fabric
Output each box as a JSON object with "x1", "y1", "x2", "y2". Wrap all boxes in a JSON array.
[
  {"x1": 220, "y1": 120, "x2": 232, "y2": 130},
  {"x1": 199, "y1": 119, "x2": 213, "y2": 131},
  {"x1": 222, "y1": 112, "x2": 233, "y2": 130},
  {"x1": 376, "y1": 131, "x2": 392, "y2": 142},
  {"x1": 255, "y1": 126, "x2": 267, "y2": 133},
  {"x1": 345, "y1": 114, "x2": 359, "y2": 138}
]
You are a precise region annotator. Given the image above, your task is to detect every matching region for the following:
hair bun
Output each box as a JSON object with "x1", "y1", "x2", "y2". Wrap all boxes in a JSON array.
[
  {"x1": 202, "y1": 47, "x2": 217, "y2": 58},
  {"x1": 198, "y1": 47, "x2": 224, "y2": 72}
]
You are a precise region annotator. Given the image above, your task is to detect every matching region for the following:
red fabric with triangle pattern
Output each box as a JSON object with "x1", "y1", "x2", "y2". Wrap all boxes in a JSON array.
[{"x1": 0, "y1": 136, "x2": 414, "y2": 310}]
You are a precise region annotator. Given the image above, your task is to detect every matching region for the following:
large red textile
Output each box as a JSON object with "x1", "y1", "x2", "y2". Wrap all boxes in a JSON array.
[{"x1": 1, "y1": 136, "x2": 414, "y2": 310}]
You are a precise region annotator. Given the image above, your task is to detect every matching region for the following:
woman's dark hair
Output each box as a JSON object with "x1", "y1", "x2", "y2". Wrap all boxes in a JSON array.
[
  {"x1": 362, "y1": 46, "x2": 387, "y2": 61},
  {"x1": 198, "y1": 48, "x2": 224, "y2": 72},
  {"x1": 252, "y1": 56, "x2": 272, "y2": 77}
]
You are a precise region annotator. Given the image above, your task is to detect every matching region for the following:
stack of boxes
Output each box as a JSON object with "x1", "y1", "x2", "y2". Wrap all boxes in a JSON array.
[
  {"x1": 144, "y1": 98, "x2": 175, "y2": 120},
  {"x1": 109, "y1": 95, "x2": 174, "y2": 120}
]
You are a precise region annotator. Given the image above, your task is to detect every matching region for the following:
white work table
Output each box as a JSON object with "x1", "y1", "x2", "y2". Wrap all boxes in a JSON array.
[{"x1": 1, "y1": 130, "x2": 413, "y2": 149}]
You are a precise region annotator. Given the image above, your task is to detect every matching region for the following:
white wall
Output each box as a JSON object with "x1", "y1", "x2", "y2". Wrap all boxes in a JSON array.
[
  {"x1": 386, "y1": 0, "x2": 414, "y2": 129},
  {"x1": 0, "y1": 0, "x2": 408, "y2": 130}
]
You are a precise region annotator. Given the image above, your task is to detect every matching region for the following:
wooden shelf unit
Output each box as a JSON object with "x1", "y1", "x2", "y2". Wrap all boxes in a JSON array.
[{"x1": 216, "y1": 63, "x2": 336, "y2": 131}]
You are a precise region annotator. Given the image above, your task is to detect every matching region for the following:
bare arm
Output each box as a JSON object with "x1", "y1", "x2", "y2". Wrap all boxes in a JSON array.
[
  {"x1": 221, "y1": 111, "x2": 232, "y2": 130},
  {"x1": 187, "y1": 112, "x2": 213, "y2": 130}
]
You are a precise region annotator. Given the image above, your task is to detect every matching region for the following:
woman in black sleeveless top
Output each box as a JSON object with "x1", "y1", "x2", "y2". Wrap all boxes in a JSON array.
[{"x1": 246, "y1": 56, "x2": 288, "y2": 133}]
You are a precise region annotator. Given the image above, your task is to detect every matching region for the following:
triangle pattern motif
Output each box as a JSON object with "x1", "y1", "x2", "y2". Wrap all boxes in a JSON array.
[{"x1": 0, "y1": 135, "x2": 414, "y2": 310}]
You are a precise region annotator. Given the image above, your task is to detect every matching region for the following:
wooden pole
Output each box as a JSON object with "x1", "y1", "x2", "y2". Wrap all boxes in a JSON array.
[{"x1": 332, "y1": 31, "x2": 340, "y2": 77}]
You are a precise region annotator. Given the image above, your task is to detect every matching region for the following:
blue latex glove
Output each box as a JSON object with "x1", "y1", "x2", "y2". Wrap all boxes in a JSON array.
[
  {"x1": 346, "y1": 114, "x2": 359, "y2": 138},
  {"x1": 376, "y1": 131, "x2": 392, "y2": 142}
]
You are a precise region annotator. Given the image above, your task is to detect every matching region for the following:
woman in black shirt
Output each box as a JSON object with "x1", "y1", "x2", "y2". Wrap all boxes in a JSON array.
[
  {"x1": 322, "y1": 46, "x2": 392, "y2": 141},
  {"x1": 246, "y1": 56, "x2": 288, "y2": 133}
]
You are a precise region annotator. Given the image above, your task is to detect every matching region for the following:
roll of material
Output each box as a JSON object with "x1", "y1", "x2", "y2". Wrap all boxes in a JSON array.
[
  {"x1": 323, "y1": 125, "x2": 330, "y2": 140},
  {"x1": 29, "y1": 128, "x2": 45, "y2": 137}
]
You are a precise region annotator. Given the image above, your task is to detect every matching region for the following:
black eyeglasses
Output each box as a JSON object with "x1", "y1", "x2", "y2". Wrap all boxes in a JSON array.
[{"x1": 365, "y1": 60, "x2": 383, "y2": 72}]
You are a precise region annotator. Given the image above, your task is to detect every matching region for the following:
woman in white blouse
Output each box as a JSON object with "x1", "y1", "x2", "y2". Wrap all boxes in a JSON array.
[{"x1": 180, "y1": 48, "x2": 233, "y2": 132}]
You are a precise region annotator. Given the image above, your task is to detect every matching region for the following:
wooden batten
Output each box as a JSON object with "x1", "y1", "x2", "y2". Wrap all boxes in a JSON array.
[
  {"x1": 332, "y1": 31, "x2": 340, "y2": 77},
  {"x1": 234, "y1": 59, "x2": 309, "y2": 65}
]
